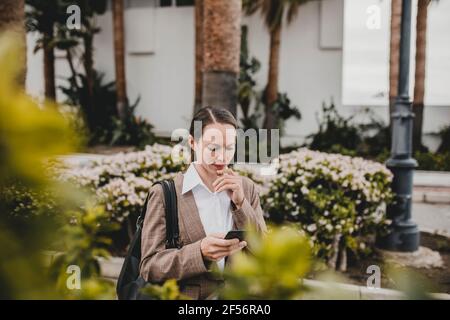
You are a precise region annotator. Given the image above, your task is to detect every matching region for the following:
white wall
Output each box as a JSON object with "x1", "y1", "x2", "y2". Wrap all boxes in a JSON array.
[{"x1": 24, "y1": 0, "x2": 449, "y2": 150}]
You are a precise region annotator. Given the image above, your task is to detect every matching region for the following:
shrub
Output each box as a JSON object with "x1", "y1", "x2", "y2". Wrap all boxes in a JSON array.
[
  {"x1": 437, "y1": 125, "x2": 450, "y2": 153},
  {"x1": 49, "y1": 204, "x2": 120, "y2": 299},
  {"x1": 60, "y1": 70, "x2": 156, "y2": 148},
  {"x1": 56, "y1": 144, "x2": 393, "y2": 266},
  {"x1": 307, "y1": 102, "x2": 362, "y2": 153},
  {"x1": 54, "y1": 144, "x2": 188, "y2": 252},
  {"x1": 221, "y1": 226, "x2": 311, "y2": 300},
  {"x1": 256, "y1": 148, "x2": 393, "y2": 271},
  {"x1": 0, "y1": 34, "x2": 115, "y2": 299},
  {"x1": 414, "y1": 150, "x2": 450, "y2": 172}
]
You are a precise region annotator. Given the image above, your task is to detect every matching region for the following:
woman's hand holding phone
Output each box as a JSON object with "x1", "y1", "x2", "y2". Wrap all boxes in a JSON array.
[{"x1": 200, "y1": 233, "x2": 247, "y2": 262}]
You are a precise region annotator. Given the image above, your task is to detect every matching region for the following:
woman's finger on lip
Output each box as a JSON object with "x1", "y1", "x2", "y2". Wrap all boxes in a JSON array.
[{"x1": 212, "y1": 177, "x2": 223, "y2": 187}]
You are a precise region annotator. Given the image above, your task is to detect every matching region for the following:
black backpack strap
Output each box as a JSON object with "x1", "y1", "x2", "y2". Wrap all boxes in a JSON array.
[
  {"x1": 136, "y1": 179, "x2": 180, "y2": 249},
  {"x1": 166, "y1": 179, "x2": 180, "y2": 249}
]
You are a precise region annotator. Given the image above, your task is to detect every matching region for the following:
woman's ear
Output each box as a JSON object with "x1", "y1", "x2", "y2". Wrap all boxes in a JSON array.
[
  {"x1": 188, "y1": 134, "x2": 195, "y2": 150},
  {"x1": 188, "y1": 135, "x2": 196, "y2": 163}
]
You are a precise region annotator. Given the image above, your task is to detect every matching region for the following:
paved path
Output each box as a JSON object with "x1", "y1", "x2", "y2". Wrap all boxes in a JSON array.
[{"x1": 413, "y1": 202, "x2": 450, "y2": 235}]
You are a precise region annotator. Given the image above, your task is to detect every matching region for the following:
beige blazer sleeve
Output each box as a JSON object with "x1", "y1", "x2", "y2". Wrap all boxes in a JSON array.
[
  {"x1": 230, "y1": 178, "x2": 268, "y2": 234},
  {"x1": 139, "y1": 184, "x2": 208, "y2": 283}
]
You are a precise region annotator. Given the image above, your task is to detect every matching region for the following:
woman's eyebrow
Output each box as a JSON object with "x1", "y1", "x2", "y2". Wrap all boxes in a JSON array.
[
  {"x1": 205, "y1": 141, "x2": 220, "y2": 146},
  {"x1": 205, "y1": 141, "x2": 235, "y2": 148}
]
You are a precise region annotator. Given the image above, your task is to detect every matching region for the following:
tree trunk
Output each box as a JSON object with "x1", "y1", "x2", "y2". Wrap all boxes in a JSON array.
[
  {"x1": 193, "y1": 0, "x2": 204, "y2": 116},
  {"x1": 0, "y1": 0, "x2": 26, "y2": 86},
  {"x1": 338, "y1": 244, "x2": 347, "y2": 272},
  {"x1": 43, "y1": 21, "x2": 56, "y2": 101},
  {"x1": 263, "y1": 24, "x2": 281, "y2": 132},
  {"x1": 327, "y1": 233, "x2": 342, "y2": 270},
  {"x1": 83, "y1": 33, "x2": 95, "y2": 113},
  {"x1": 202, "y1": 0, "x2": 241, "y2": 117},
  {"x1": 389, "y1": 0, "x2": 402, "y2": 131},
  {"x1": 113, "y1": 0, "x2": 128, "y2": 121},
  {"x1": 412, "y1": 0, "x2": 430, "y2": 152}
]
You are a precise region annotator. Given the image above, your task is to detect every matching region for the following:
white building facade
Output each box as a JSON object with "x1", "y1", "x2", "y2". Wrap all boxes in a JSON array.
[{"x1": 25, "y1": 0, "x2": 450, "y2": 150}]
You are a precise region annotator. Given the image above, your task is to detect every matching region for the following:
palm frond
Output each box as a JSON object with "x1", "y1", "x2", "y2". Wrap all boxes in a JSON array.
[{"x1": 243, "y1": 0, "x2": 314, "y2": 31}]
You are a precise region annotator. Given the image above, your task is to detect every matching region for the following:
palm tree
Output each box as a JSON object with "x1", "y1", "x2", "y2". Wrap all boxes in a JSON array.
[
  {"x1": 202, "y1": 0, "x2": 242, "y2": 116},
  {"x1": 193, "y1": 0, "x2": 204, "y2": 116},
  {"x1": 112, "y1": 0, "x2": 128, "y2": 121},
  {"x1": 389, "y1": 0, "x2": 402, "y2": 128},
  {"x1": 26, "y1": 0, "x2": 65, "y2": 101},
  {"x1": 412, "y1": 0, "x2": 432, "y2": 151},
  {"x1": 243, "y1": 0, "x2": 311, "y2": 131},
  {"x1": 0, "y1": 0, "x2": 26, "y2": 85}
]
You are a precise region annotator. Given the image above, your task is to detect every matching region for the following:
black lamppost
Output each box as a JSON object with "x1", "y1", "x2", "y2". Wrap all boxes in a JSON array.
[{"x1": 376, "y1": 0, "x2": 420, "y2": 252}]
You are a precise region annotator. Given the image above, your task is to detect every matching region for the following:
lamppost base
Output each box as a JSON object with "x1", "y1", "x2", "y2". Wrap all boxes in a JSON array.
[{"x1": 376, "y1": 222, "x2": 420, "y2": 252}]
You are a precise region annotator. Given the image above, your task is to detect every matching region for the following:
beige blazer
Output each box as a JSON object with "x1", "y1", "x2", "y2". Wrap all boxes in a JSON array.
[{"x1": 139, "y1": 170, "x2": 267, "y2": 299}]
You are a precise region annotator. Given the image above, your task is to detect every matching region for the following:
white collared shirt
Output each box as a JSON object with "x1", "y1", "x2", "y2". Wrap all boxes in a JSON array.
[{"x1": 182, "y1": 162, "x2": 233, "y2": 271}]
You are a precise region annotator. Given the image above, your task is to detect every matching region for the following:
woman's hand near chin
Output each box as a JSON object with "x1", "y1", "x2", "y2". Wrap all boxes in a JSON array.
[{"x1": 212, "y1": 168, "x2": 245, "y2": 209}]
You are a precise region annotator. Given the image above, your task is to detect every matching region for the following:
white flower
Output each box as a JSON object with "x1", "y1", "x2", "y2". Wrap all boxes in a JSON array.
[{"x1": 301, "y1": 186, "x2": 309, "y2": 195}]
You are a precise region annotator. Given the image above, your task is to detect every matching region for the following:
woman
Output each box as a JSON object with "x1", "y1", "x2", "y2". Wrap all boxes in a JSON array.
[{"x1": 139, "y1": 106, "x2": 267, "y2": 300}]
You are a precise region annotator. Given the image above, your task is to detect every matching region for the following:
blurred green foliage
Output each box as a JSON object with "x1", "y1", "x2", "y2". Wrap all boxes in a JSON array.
[
  {"x1": 140, "y1": 279, "x2": 192, "y2": 300},
  {"x1": 0, "y1": 33, "x2": 75, "y2": 299},
  {"x1": 414, "y1": 150, "x2": 450, "y2": 171},
  {"x1": 220, "y1": 225, "x2": 311, "y2": 299},
  {"x1": 49, "y1": 204, "x2": 119, "y2": 299},
  {"x1": 0, "y1": 33, "x2": 117, "y2": 299}
]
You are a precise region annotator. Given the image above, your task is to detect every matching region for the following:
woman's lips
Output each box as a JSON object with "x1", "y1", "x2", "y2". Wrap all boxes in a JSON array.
[{"x1": 212, "y1": 164, "x2": 225, "y2": 171}]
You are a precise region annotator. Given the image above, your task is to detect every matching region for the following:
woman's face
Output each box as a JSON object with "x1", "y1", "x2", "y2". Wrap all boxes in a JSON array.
[{"x1": 189, "y1": 122, "x2": 236, "y2": 175}]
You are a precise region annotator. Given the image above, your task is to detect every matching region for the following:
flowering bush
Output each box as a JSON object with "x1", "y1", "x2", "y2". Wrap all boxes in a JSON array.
[
  {"x1": 55, "y1": 143, "x2": 187, "y2": 224},
  {"x1": 55, "y1": 144, "x2": 392, "y2": 267},
  {"x1": 1, "y1": 183, "x2": 58, "y2": 220},
  {"x1": 256, "y1": 148, "x2": 393, "y2": 270}
]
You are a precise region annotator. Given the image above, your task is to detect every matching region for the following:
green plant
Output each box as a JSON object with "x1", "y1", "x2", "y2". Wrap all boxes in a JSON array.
[
  {"x1": 437, "y1": 125, "x2": 450, "y2": 153},
  {"x1": 60, "y1": 70, "x2": 156, "y2": 147},
  {"x1": 221, "y1": 225, "x2": 311, "y2": 299},
  {"x1": 307, "y1": 102, "x2": 361, "y2": 152},
  {"x1": 1, "y1": 182, "x2": 59, "y2": 222},
  {"x1": 49, "y1": 203, "x2": 119, "y2": 299},
  {"x1": 60, "y1": 71, "x2": 117, "y2": 136},
  {"x1": 54, "y1": 143, "x2": 187, "y2": 253},
  {"x1": 140, "y1": 279, "x2": 191, "y2": 300},
  {"x1": 0, "y1": 34, "x2": 67, "y2": 298},
  {"x1": 414, "y1": 150, "x2": 450, "y2": 171},
  {"x1": 269, "y1": 92, "x2": 301, "y2": 135},
  {"x1": 238, "y1": 25, "x2": 263, "y2": 132},
  {"x1": 257, "y1": 148, "x2": 393, "y2": 271},
  {"x1": 0, "y1": 34, "x2": 116, "y2": 299}
]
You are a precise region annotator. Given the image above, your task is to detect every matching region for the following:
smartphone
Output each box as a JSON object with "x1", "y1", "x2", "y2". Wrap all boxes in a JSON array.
[{"x1": 224, "y1": 230, "x2": 246, "y2": 242}]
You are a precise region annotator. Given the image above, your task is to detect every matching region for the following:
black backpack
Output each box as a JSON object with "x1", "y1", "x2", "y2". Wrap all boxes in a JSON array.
[{"x1": 116, "y1": 179, "x2": 181, "y2": 300}]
